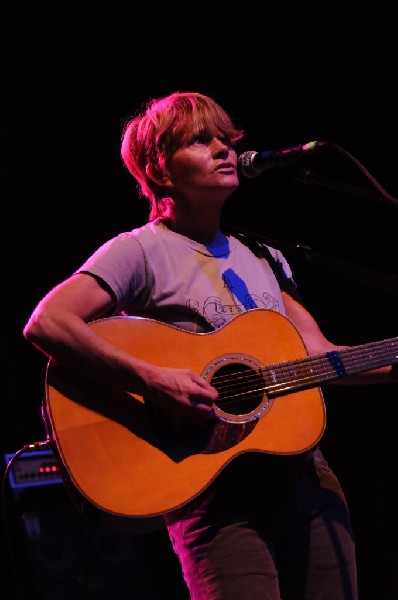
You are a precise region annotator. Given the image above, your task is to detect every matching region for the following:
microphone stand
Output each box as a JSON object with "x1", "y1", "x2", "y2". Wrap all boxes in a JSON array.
[
  {"x1": 228, "y1": 142, "x2": 398, "y2": 295},
  {"x1": 289, "y1": 167, "x2": 398, "y2": 207},
  {"x1": 288, "y1": 141, "x2": 398, "y2": 208}
]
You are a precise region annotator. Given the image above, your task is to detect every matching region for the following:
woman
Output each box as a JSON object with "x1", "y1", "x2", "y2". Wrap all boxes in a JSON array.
[{"x1": 24, "y1": 91, "x2": 396, "y2": 599}]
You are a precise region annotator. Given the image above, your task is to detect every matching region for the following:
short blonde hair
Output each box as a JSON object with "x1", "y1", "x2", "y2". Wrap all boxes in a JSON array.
[{"x1": 120, "y1": 92, "x2": 244, "y2": 220}]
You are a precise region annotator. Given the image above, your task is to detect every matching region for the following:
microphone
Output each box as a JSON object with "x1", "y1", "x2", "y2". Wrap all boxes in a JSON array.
[{"x1": 238, "y1": 140, "x2": 325, "y2": 178}]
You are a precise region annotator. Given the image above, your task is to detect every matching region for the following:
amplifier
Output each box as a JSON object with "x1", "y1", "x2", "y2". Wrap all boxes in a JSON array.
[{"x1": 4, "y1": 448, "x2": 63, "y2": 490}]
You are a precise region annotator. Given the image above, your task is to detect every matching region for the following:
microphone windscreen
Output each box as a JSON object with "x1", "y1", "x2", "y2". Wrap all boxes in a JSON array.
[{"x1": 238, "y1": 151, "x2": 258, "y2": 178}]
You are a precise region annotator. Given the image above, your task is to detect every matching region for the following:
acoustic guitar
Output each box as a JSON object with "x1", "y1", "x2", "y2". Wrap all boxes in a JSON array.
[{"x1": 43, "y1": 308, "x2": 397, "y2": 526}]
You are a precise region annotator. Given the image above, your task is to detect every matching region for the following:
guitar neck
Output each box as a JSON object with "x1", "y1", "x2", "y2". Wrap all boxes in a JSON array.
[{"x1": 264, "y1": 337, "x2": 398, "y2": 398}]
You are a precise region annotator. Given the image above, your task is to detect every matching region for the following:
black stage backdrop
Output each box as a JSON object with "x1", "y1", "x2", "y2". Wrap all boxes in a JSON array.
[{"x1": 2, "y1": 3, "x2": 397, "y2": 599}]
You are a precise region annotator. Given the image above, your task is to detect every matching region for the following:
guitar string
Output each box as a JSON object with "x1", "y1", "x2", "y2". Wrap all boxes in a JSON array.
[
  {"x1": 210, "y1": 340, "x2": 398, "y2": 409},
  {"x1": 211, "y1": 339, "x2": 398, "y2": 392},
  {"x1": 215, "y1": 348, "x2": 398, "y2": 400},
  {"x1": 211, "y1": 337, "x2": 398, "y2": 391}
]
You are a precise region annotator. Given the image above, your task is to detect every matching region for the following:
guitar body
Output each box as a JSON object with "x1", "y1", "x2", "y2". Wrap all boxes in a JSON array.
[{"x1": 44, "y1": 309, "x2": 326, "y2": 523}]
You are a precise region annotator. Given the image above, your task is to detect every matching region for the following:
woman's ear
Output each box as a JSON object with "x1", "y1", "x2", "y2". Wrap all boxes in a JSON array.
[{"x1": 146, "y1": 163, "x2": 172, "y2": 187}]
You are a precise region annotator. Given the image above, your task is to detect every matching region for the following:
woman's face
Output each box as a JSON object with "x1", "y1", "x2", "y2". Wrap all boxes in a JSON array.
[{"x1": 166, "y1": 134, "x2": 239, "y2": 199}]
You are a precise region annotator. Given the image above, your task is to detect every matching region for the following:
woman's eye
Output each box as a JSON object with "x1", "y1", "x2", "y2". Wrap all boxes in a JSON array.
[
  {"x1": 191, "y1": 135, "x2": 208, "y2": 145},
  {"x1": 189, "y1": 134, "x2": 231, "y2": 146}
]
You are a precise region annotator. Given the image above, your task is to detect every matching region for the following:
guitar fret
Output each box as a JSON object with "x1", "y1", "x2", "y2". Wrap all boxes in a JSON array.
[
  {"x1": 263, "y1": 337, "x2": 398, "y2": 396},
  {"x1": 312, "y1": 356, "x2": 334, "y2": 383},
  {"x1": 340, "y1": 339, "x2": 398, "y2": 376},
  {"x1": 266, "y1": 354, "x2": 336, "y2": 395}
]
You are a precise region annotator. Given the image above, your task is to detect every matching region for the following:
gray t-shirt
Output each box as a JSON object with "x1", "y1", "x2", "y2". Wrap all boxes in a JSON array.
[
  {"x1": 78, "y1": 219, "x2": 337, "y2": 489},
  {"x1": 77, "y1": 219, "x2": 295, "y2": 332}
]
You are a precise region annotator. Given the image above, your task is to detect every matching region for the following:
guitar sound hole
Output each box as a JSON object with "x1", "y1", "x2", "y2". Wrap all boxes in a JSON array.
[{"x1": 212, "y1": 363, "x2": 265, "y2": 417}]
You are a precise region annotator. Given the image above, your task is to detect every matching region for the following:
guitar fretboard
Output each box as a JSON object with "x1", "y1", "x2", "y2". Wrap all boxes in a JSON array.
[{"x1": 262, "y1": 337, "x2": 398, "y2": 397}]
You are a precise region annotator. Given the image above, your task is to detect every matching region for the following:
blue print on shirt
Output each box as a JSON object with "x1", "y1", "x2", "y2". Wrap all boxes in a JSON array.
[{"x1": 191, "y1": 269, "x2": 280, "y2": 329}]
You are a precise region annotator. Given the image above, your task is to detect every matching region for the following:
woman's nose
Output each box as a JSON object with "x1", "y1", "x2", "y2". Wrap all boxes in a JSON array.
[{"x1": 211, "y1": 137, "x2": 230, "y2": 155}]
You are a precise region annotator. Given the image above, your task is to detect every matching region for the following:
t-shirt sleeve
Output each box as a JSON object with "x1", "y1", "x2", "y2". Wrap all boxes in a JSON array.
[{"x1": 76, "y1": 232, "x2": 149, "y2": 310}]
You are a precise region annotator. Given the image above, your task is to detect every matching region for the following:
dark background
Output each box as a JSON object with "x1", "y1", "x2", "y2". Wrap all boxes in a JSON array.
[{"x1": 2, "y1": 2, "x2": 397, "y2": 598}]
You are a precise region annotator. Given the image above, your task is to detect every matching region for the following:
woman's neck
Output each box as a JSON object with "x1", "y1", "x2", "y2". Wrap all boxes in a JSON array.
[{"x1": 161, "y1": 216, "x2": 223, "y2": 245}]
